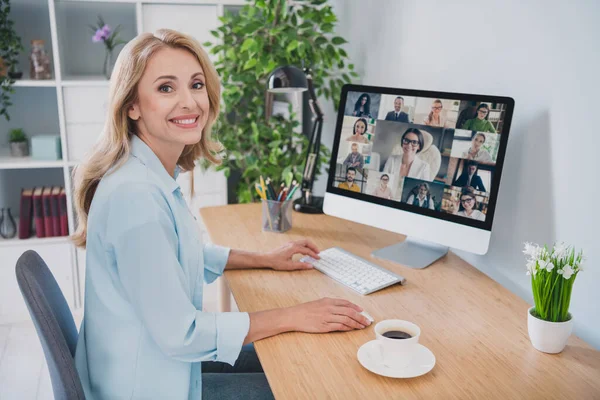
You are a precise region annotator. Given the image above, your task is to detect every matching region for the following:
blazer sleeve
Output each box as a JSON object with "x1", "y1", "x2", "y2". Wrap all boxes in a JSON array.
[{"x1": 105, "y1": 183, "x2": 249, "y2": 365}]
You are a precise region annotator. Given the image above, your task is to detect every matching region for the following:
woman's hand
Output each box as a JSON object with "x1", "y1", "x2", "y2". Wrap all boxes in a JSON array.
[
  {"x1": 264, "y1": 239, "x2": 321, "y2": 271},
  {"x1": 287, "y1": 297, "x2": 371, "y2": 332}
]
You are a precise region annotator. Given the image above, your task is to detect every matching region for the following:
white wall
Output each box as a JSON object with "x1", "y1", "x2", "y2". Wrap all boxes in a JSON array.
[{"x1": 318, "y1": 0, "x2": 600, "y2": 349}]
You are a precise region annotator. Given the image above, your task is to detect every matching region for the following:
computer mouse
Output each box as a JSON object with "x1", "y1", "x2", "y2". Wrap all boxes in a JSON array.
[{"x1": 359, "y1": 310, "x2": 374, "y2": 324}]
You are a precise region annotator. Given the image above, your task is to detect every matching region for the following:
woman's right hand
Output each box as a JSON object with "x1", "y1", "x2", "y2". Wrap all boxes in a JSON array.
[{"x1": 287, "y1": 297, "x2": 372, "y2": 333}]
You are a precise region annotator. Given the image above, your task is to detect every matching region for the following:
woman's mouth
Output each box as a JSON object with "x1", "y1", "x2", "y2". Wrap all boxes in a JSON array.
[{"x1": 170, "y1": 115, "x2": 199, "y2": 128}]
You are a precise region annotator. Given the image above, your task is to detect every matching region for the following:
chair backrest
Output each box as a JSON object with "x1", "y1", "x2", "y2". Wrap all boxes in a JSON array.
[{"x1": 15, "y1": 250, "x2": 85, "y2": 400}]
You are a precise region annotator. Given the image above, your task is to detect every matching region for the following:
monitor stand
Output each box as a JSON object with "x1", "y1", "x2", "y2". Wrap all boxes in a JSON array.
[{"x1": 372, "y1": 237, "x2": 448, "y2": 269}]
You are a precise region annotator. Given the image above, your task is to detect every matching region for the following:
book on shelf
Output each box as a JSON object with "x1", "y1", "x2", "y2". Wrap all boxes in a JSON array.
[
  {"x1": 33, "y1": 187, "x2": 46, "y2": 238},
  {"x1": 18, "y1": 188, "x2": 33, "y2": 239},
  {"x1": 50, "y1": 186, "x2": 61, "y2": 237},
  {"x1": 42, "y1": 186, "x2": 54, "y2": 237},
  {"x1": 59, "y1": 187, "x2": 68, "y2": 236}
]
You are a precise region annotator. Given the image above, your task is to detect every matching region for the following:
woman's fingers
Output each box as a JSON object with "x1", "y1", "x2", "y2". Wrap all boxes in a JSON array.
[
  {"x1": 332, "y1": 298, "x2": 363, "y2": 312},
  {"x1": 295, "y1": 239, "x2": 320, "y2": 256},
  {"x1": 328, "y1": 314, "x2": 365, "y2": 330}
]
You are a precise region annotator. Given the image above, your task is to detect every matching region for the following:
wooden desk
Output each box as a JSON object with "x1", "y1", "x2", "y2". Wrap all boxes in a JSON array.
[{"x1": 200, "y1": 204, "x2": 600, "y2": 399}]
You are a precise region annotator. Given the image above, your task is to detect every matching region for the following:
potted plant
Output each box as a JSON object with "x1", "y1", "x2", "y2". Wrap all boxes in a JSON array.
[
  {"x1": 9, "y1": 128, "x2": 28, "y2": 157},
  {"x1": 523, "y1": 242, "x2": 585, "y2": 353},
  {"x1": 0, "y1": 0, "x2": 24, "y2": 121},
  {"x1": 89, "y1": 15, "x2": 126, "y2": 79},
  {"x1": 204, "y1": 0, "x2": 358, "y2": 203}
]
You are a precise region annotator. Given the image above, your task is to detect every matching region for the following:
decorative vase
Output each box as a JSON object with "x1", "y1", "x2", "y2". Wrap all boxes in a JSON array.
[
  {"x1": 0, "y1": 208, "x2": 17, "y2": 239},
  {"x1": 10, "y1": 141, "x2": 29, "y2": 157},
  {"x1": 8, "y1": 71, "x2": 23, "y2": 79},
  {"x1": 527, "y1": 307, "x2": 573, "y2": 354},
  {"x1": 103, "y1": 49, "x2": 113, "y2": 79}
]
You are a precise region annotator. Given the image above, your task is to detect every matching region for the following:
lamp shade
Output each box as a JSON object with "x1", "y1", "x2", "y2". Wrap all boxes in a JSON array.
[{"x1": 266, "y1": 66, "x2": 308, "y2": 93}]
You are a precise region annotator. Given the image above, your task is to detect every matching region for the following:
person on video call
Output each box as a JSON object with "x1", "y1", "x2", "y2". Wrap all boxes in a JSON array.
[
  {"x1": 343, "y1": 143, "x2": 364, "y2": 169},
  {"x1": 461, "y1": 103, "x2": 497, "y2": 133},
  {"x1": 406, "y1": 182, "x2": 436, "y2": 210},
  {"x1": 463, "y1": 132, "x2": 492, "y2": 163},
  {"x1": 71, "y1": 29, "x2": 371, "y2": 400},
  {"x1": 383, "y1": 128, "x2": 431, "y2": 181},
  {"x1": 453, "y1": 161, "x2": 486, "y2": 192},
  {"x1": 372, "y1": 174, "x2": 393, "y2": 199},
  {"x1": 338, "y1": 167, "x2": 361, "y2": 192},
  {"x1": 384, "y1": 96, "x2": 410, "y2": 122},
  {"x1": 457, "y1": 191, "x2": 486, "y2": 221},
  {"x1": 346, "y1": 118, "x2": 369, "y2": 143},
  {"x1": 423, "y1": 99, "x2": 445, "y2": 127},
  {"x1": 352, "y1": 93, "x2": 372, "y2": 118}
]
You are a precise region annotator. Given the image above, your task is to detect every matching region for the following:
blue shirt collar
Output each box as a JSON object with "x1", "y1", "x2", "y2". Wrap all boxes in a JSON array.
[{"x1": 130, "y1": 134, "x2": 181, "y2": 193}]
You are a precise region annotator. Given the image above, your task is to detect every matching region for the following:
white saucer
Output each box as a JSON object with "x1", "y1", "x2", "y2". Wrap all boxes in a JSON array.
[{"x1": 357, "y1": 340, "x2": 435, "y2": 378}]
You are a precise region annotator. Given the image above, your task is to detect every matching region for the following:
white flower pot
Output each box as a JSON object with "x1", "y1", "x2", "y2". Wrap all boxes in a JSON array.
[{"x1": 527, "y1": 307, "x2": 573, "y2": 354}]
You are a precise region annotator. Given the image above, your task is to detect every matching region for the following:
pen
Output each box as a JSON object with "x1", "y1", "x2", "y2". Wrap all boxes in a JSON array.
[
  {"x1": 266, "y1": 178, "x2": 277, "y2": 200},
  {"x1": 260, "y1": 176, "x2": 268, "y2": 199},
  {"x1": 285, "y1": 182, "x2": 299, "y2": 201}
]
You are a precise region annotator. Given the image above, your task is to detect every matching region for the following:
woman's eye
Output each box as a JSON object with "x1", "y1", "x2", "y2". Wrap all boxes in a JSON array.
[
  {"x1": 159, "y1": 85, "x2": 173, "y2": 93},
  {"x1": 192, "y1": 82, "x2": 205, "y2": 90}
]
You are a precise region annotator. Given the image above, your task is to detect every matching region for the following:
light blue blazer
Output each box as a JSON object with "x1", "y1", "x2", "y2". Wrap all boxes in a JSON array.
[{"x1": 75, "y1": 135, "x2": 250, "y2": 399}]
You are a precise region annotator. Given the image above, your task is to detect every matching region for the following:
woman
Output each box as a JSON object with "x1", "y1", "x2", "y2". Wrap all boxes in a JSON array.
[
  {"x1": 406, "y1": 183, "x2": 435, "y2": 210},
  {"x1": 352, "y1": 93, "x2": 371, "y2": 118},
  {"x1": 462, "y1": 132, "x2": 492, "y2": 163},
  {"x1": 457, "y1": 191, "x2": 486, "y2": 221},
  {"x1": 461, "y1": 103, "x2": 496, "y2": 133},
  {"x1": 372, "y1": 173, "x2": 392, "y2": 199},
  {"x1": 423, "y1": 99, "x2": 445, "y2": 127},
  {"x1": 72, "y1": 29, "x2": 370, "y2": 400},
  {"x1": 346, "y1": 118, "x2": 369, "y2": 143},
  {"x1": 383, "y1": 128, "x2": 431, "y2": 181}
]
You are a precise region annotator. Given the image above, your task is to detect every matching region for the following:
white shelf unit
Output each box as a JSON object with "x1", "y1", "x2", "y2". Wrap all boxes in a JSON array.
[{"x1": 1, "y1": 0, "x2": 242, "y2": 324}]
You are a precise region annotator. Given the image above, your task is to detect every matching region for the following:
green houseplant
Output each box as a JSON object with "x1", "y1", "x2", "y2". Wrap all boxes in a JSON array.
[
  {"x1": 0, "y1": 0, "x2": 24, "y2": 121},
  {"x1": 9, "y1": 127, "x2": 28, "y2": 157},
  {"x1": 205, "y1": 0, "x2": 358, "y2": 203},
  {"x1": 523, "y1": 241, "x2": 585, "y2": 353}
]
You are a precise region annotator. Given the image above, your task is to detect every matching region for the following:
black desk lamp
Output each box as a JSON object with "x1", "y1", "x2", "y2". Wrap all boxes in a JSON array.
[{"x1": 267, "y1": 65, "x2": 324, "y2": 214}]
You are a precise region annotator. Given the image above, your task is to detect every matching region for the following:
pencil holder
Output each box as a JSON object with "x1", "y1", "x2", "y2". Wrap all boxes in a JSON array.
[{"x1": 261, "y1": 199, "x2": 293, "y2": 233}]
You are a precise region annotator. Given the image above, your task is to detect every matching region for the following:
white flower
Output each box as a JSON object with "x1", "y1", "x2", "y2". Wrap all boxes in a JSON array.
[
  {"x1": 523, "y1": 242, "x2": 539, "y2": 258},
  {"x1": 526, "y1": 259, "x2": 537, "y2": 275},
  {"x1": 553, "y1": 242, "x2": 570, "y2": 261},
  {"x1": 557, "y1": 269, "x2": 563, "y2": 275},
  {"x1": 544, "y1": 261, "x2": 555, "y2": 272},
  {"x1": 562, "y1": 265, "x2": 574, "y2": 279}
]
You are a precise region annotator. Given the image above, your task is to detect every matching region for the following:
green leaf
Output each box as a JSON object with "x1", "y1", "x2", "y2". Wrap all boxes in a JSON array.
[
  {"x1": 210, "y1": 30, "x2": 220, "y2": 38},
  {"x1": 241, "y1": 38, "x2": 256, "y2": 52},
  {"x1": 244, "y1": 58, "x2": 257, "y2": 70},
  {"x1": 331, "y1": 36, "x2": 347, "y2": 45},
  {"x1": 286, "y1": 40, "x2": 299, "y2": 53}
]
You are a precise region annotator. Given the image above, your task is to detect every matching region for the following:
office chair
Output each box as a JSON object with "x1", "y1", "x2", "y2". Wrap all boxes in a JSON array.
[{"x1": 15, "y1": 250, "x2": 86, "y2": 400}]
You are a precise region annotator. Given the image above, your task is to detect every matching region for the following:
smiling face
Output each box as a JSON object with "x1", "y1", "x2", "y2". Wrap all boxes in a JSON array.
[
  {"x1": 472, "y1": 134, "x2": 485, "y2": 150},
  {"x1": 394, "y1": 98, "x2": 403, "y2": 112},
  {"x1": 402, "y1": 132, "x2": 420, "y2": 156},
  {"x1": 346, "y1": 169, "x2": 356, "y2": 183},
  {"x1": 380, "y1": 174, "x2": 389, "y2": 188},
  {"x1": 476, "y1": 106, "x2": 488, "y2": 120},
  {"x1": 432, "y1": 101, "x2": 442, "y2": 115},
  {"x1": 460, "y1": 195, "x2": 475, "y2": 211},
  {"x1": 354, "y1": 120, "x2": 366, "y2": 135},
  {"x1": 418, "y1": 184, "x2": 428, "y2": 197},
  {"x1": 127, "y1": 47, "x2": 209, "y2": 155},
  {"x1": 351, "y1": 143, "x2": 358, "y2": 154}
]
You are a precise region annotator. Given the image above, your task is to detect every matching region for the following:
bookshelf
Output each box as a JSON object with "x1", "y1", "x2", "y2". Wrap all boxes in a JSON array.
[{"x1": 0, "y1": 0, "x2": 244, "y2": 324}]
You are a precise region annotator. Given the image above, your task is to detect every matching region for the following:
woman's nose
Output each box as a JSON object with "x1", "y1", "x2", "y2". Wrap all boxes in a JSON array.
[{"x1": 178, "y1": 88, "x2": 196, "y2": 109}]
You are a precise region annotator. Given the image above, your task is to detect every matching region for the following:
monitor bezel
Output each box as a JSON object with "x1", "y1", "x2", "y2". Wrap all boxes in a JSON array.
[{"x1": 326, "y1": 84, "x2": 515, "y2": 232}]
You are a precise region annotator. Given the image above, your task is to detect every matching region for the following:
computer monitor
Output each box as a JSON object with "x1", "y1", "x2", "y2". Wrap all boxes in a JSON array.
[{"x1": 323, "y1": 84, "x2": 514, "y2": 268}]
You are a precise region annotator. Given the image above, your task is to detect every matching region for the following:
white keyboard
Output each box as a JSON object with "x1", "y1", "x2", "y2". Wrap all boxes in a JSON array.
[{"x1": 300, "y1": 247, "x2": 406, "y2": 295}]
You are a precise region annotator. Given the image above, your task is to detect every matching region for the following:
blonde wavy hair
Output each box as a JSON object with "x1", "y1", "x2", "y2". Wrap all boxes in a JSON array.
[{"x1": 71, "y1": 29, "x2": 223, "y2": 248}]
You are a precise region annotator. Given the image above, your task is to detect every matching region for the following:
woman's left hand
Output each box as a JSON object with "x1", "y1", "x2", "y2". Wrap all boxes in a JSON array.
[{"x1": 264, "y1": 239, "x2": 321, "y2": 271}]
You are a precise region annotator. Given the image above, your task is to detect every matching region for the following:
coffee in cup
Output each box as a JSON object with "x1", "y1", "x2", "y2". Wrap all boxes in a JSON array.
[{"x1": 374, "y1": 320, "x2": 421, "y2": 369}]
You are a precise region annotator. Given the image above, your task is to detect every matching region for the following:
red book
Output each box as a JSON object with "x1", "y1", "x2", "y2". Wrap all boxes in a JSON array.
[
  {"x1": 59, "y1": 187, "x2": 68, "y2": 237},
  {"x1": 42, "y1": 187, "x2": 54, "y2": 237},
  {"x1": 32, "y1": 187, "x2": 46, "y2": 238},
  {"x1": 50, "y1": 186, "x2": 61, "y2": 237},
  {"x1": 18, "y1": 188, "x2": 33, "y2": 239}
]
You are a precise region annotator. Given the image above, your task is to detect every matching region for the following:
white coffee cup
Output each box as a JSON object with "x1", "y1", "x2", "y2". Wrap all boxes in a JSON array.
[{"x1": 374, "y1": 319, "x2": 421, "y2": 369}]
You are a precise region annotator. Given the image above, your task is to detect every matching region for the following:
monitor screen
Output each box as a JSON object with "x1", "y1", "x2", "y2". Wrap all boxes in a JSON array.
[{"x1": 327, "y1": 84, "x2": 515, "y2": 231}]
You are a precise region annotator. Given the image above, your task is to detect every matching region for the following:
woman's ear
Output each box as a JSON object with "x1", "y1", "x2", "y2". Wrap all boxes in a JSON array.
[{"x1": 128, "y1": 103, "x2": 141, "y2": 121}]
